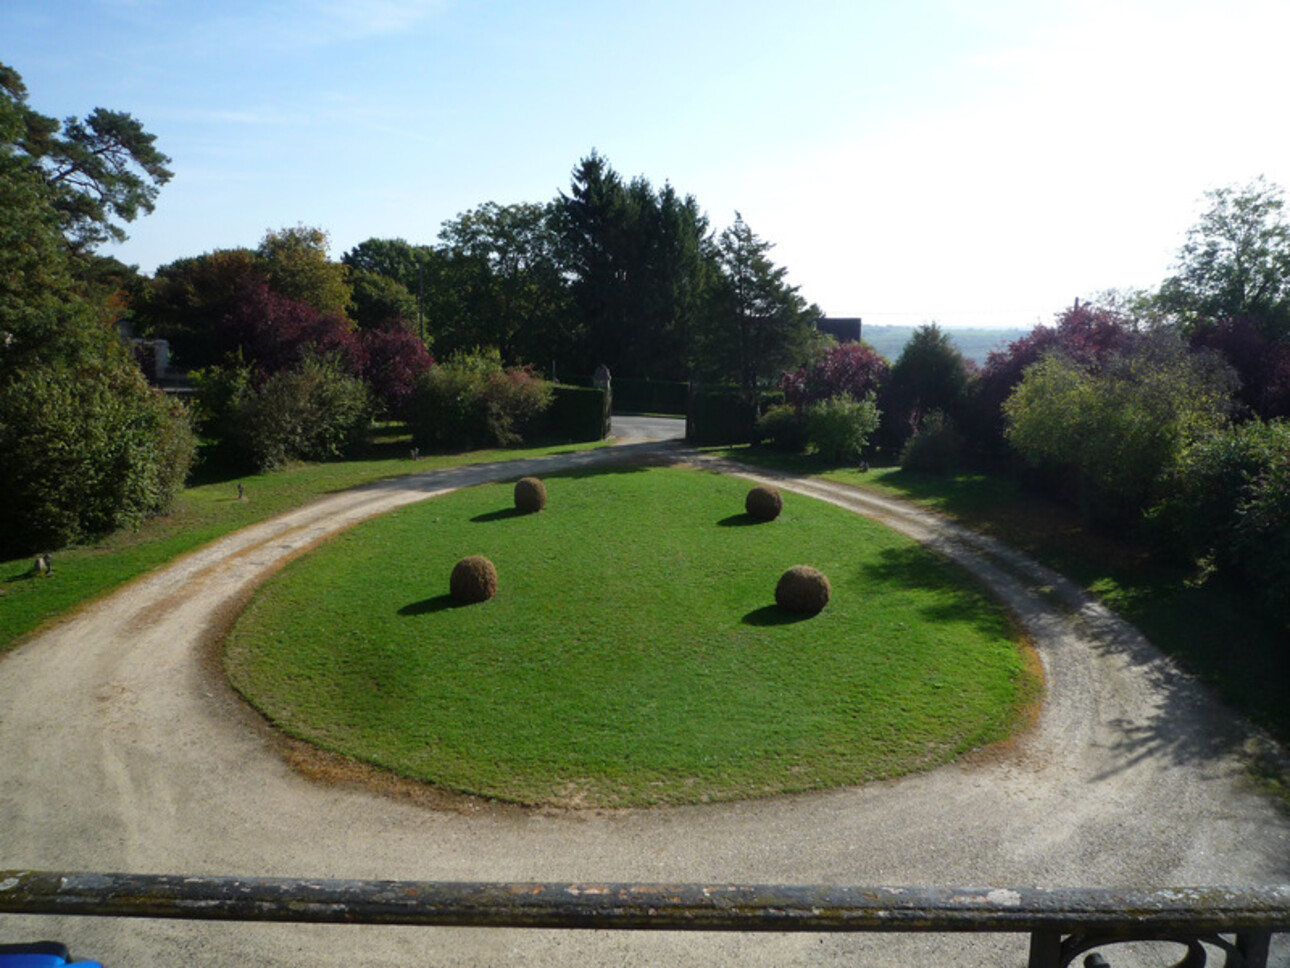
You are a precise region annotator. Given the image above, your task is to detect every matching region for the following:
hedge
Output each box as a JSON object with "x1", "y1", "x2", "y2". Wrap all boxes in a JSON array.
[{"x1": 542, "y1": 385, "x2": 609, "y2": 442}]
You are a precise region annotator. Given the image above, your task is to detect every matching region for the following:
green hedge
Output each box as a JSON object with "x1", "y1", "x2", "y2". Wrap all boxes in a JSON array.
[
  {"x1": 688, "y1": 389, "x2": 784, "y2": 446},
  {"x1": 613, "y1": 378, "x2": 688, "y2": 415},
  {"x1": 543, "y1": 385, "x2": 609, "y2": 442}
]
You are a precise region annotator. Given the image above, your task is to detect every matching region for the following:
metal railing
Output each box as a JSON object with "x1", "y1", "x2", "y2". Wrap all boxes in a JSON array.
[{"x1": 2, "y1": 871, "x2": 1287, "y2": 967}]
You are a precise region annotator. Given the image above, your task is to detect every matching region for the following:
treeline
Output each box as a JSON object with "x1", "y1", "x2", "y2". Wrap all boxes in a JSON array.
[
  {"x1": 133, "y1": 151, "x2": 822, "y2": 390},
  {"x1": 3, "y1": 57, "x2": 1288, "y2": 632},
  {"x1": 769, "y1": 176, "x2": 1290, "y2": 626},
  {"x1": 0, "y1": 62, "x2": 821, "y2": 555}
]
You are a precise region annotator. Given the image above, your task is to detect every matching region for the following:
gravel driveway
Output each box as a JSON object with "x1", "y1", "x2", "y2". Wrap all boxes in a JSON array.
[{"x1": 2, "y1": 442, "x2": 1287, "y2": 967}]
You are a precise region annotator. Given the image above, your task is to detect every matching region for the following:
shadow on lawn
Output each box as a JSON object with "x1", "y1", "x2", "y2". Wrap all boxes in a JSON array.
[
  {"x1": 397, "y1": 594, "x2": 471, "y2": 616},
  {"x1": 741, "y1": 604, "x2": 815, "y2": 626},
  {"x1": 471, "y1": 507, "x2": 527, "y2": 523},
  {"x1": 856, "y1": 544, "x2": 1012, "y2": 639},
  {"x1": 716, "y1": 513, "x2": 770, "y2": 527}
]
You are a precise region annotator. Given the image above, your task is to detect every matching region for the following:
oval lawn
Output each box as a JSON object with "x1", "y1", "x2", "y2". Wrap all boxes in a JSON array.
[{"x1": 225, "y1": 465, "x2": 1039, "y2": 807}]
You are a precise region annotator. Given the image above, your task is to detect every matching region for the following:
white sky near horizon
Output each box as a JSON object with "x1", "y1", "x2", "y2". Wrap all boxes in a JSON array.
[{"x1": 4, "y1": 0, "x2": 1289, "y2": 329}]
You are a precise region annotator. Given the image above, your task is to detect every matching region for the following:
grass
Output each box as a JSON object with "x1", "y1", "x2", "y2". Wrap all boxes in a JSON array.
[
  {"x1": 716, "y1": 446, "x2": 1290, "y2": 749},
  {"x1": 0, "y1": 433, "x2": 607, "y2": 653},
  {"x1": 225, "y1": 465, "x2": 1039, "y2": 808}
]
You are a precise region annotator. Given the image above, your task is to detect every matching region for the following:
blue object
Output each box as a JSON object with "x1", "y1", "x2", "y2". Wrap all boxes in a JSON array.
[{"x1": 0, "y1": 942, "x2": 102, "y2": 967}]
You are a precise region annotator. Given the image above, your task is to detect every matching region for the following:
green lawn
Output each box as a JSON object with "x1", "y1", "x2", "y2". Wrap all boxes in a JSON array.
[
  {"x1": 0, "y1": 437, "x2": 607, "y2": 652},
  {"x1": 225, "y1": 465, "x2": 1039, "y2": 808},
  {"x1": 715, "y1": 448, "x2": 1289, "y2": 754}
]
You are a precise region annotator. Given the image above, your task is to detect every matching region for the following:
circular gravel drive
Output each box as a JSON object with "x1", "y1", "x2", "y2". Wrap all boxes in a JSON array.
[{"x1": 1, "y1": 442, "x2": 1287, "y2": 967}]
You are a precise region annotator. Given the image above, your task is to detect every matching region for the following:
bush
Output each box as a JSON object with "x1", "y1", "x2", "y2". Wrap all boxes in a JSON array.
[
  {"x1": 805, "y1": 394, "x2": 881, "y2": 464},
  {"x1": 1003, "y1": 336, "x2": 1237, "y2": 522},
  {"x1": 450, "y1": 555, "x2": 498, "y2": 603},
  {"x1": 1151, "y1": 419, "x2": 1290, "y2": 619},
  {"x1": 407, "y1": 349, "x2": 553, "y2": 452},
  {"x1": 745, "y1": 484, "x2": 783, "y2": 521},
  {"x1": 0, "y1": 358, "x2": 195, "y2": 555},
  {"x1": 514, "y1": 476, "x2": 547, "y2": 513},
  {"x1": 194, "y1": 352, "x2": 372, "y2": 471},
  {"x1": 775, "y1": 565, "x2": 831, "y2": 614},
  {"x1": 756, "y1": 403, "x2": 808, "y2": 452},
  {"x1": 900, "y1": 409, "x2": 966, "y2": 475}
]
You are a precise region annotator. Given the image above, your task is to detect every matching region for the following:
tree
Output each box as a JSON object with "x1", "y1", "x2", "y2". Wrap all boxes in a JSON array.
[
  {"x1": 552, "y1": 152, "x2": 715, "y2": 379},
  {"x1": 553, "y1": 151, "x2": 631, "y2": 374},
  {"x1": 700, "y1": 213, "x2": 820, "y2": 398},
  {"x1": 134, "y1": 248, "x2": 265, "y2": 369},
  {"x1": 780, "y1": 341, "x2": 889, "y2": 410},
  {"x1": 970, "y1": 302, "x2": 1136, "y2": 456},
  {"x1": 0, "y1": 62, "x2": 192, "y2": 554},
  {"x1": 257, "y1": 226, "x2": 353, "y2": 318},
  {"x1": 437, "y1": 201, "x2": 569, "y2": 364},
  {"x1": 1, "y1": 61, "x2": 172, "y2": 253},
  {"x1": 1003, "y1": 332, "x2": 1237, "y2": 522},
  {"x1": 1158, "y1": 177, "x2": 1290, "y2": 339},
  {"x1": 349, "y1": 269, "x2": 418, "y2": 332},
  {"x1": 879, "y1": 323, "x2": 973, "y2": 450},
  {"x1": 341, "y1": 237, "x2": 446, "y2": 345},
  {"x1": 1188, "y1": 315, "x2": 1290, "y2": 419}
]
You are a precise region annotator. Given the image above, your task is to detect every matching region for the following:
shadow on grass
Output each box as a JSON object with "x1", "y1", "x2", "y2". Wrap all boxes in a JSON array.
[
  {"x1": 857, "y1": 544, "x2": 1011, "y2": 639},
  {"x1": 741, "y1": 604, "x2": 815, "y2": 626},
  {"x1": 397, "y1": 594, "x2": 471, "y2": 616},
  {"x1": 471, "y1": 507, "x2": 527, "y2": 523},
  {"x1": 717, "y1": 513, "x2": 769, "y2": 527}
]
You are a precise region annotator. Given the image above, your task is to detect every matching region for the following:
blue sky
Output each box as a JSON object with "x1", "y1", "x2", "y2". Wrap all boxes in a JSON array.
[{"x1": 5, "y1": 0, "x2": 1289, "y2": 328}]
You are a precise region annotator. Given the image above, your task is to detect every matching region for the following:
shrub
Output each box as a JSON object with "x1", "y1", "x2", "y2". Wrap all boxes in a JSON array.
[
  {"x1": 900, "y1": 409, "x2": 966, "y2": 475},
  {"x1": 805, "y1": 394, "x2": 881, "y2": 464},
  {"x1": 450, "y1": 555, "x2": 498, "y2": 603},
  {"x1": 0, "y1": 358, "x2": 195, "y2": 555},
  {"x1": 195, "y1": 352, "x2": 372, "y2": 471},
  {"x1": 1151, "y1": 418, "x2": 1290, "y2": 619},
  {"x1": 407, "y1": 349, "x2": 553, "y2": 452},
  {"x1": 756, "y1": 403, "x2": 807, "y2": 452},
  {"x1": 775, "y1": 565, "x2": 831, "y2": 614},
  {"x1": 480, "y1": 367, "x2": 553, "y2": 446},
  {"x1": 745, "y1": 484, "x2": 783, "y2": 521},
  {"x1": 514, "y1": 476, "x2": 547, "y2": 513},
  {"x1": 1003, "y1": 335, "x2": 1237, "y2": 522}
]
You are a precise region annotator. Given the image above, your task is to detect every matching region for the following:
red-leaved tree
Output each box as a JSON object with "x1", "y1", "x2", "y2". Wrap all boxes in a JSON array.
[
  {"x1": 780, "y1": 342, "x2": 889, "y2": 410},
  {"x1": 359, "y1": 325, "x2": 434, "y2": 417}
]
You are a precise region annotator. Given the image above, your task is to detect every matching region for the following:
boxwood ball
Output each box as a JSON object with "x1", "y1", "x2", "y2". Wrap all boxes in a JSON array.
[
  {"x1": 745, "y1": 484, "x2": 783, "y2": 521},
  {"x1": 514, "y1": 476, "x2": 547, "y2": 513},
  {"x1": 775, "y1": 565, "x2": 831, "y2": 614},
  {"x1": 450, "y1": 555, "x2": 498, "y2": 603}
]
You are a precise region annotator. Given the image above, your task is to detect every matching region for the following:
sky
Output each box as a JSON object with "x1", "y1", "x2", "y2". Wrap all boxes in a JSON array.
[{"x1": 5, "y1": 0, "x2": 1290, "y2": 329}]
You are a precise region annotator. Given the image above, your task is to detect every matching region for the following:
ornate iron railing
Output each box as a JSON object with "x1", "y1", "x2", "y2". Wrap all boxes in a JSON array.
[{"x1": 2, "y1": 871, "x2": 1287, "y2": 967}]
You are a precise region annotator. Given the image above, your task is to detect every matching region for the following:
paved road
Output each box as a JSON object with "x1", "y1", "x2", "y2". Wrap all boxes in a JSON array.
[{"x1": 1, "y1": 443, "x2": 1287, "y2": 967}]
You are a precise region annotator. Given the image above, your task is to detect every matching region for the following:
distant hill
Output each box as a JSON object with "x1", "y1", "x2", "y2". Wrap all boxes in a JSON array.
[{"x1": 859, "y1": 324, "x2": 1031, "y2": 365}]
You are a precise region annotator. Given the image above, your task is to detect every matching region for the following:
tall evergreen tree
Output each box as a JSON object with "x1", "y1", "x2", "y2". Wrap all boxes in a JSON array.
[{"x1": 700, "y1": 213, "x2": 820, "y2": 398}]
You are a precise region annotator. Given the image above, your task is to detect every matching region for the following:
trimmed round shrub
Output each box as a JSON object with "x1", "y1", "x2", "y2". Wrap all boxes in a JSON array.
[
  {"x1": 775, "y1": 565, "x2": 831, "y2": 614},
  {"x1": 514, "y1": 476, "x2": 547, "y2": 513},
  {"x1": 745, "y1": 484, "x2": 783, "y2": 521},
  {"x1": 450, "y1": 555, "x2": 498, "y2": 603}
]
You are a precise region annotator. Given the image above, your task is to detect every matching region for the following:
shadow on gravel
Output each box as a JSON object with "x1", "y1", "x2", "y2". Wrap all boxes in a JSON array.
[{"x1": 1081, "y1": 603, "x2": 1257, "y2": 782}]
